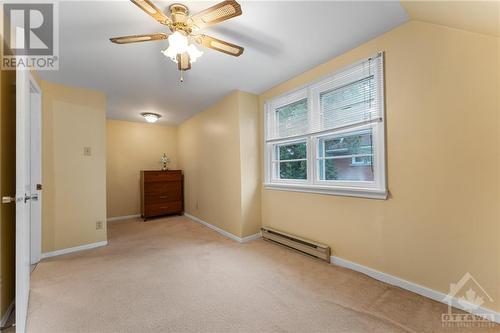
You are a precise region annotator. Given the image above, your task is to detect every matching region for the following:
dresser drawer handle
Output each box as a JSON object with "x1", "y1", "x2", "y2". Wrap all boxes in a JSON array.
[{"x1": 159, "y1": 196, "x2": 168, "y2": 199}]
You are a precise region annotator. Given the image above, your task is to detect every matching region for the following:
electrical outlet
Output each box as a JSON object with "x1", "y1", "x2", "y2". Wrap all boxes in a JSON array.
[
  {"x1": 84, "y1": 147, "x2": 92, "y2": 156},
  {"x1": 96, "y1": 221, "x2": 103, "y2": 230}
]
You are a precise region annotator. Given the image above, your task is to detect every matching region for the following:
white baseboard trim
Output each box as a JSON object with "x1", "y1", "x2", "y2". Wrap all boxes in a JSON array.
[
  {"x1": 184, "y1": 213, "x2": 261, "y2": 243},
  {"x1": 330, "y1": 255, "x2": 500, "y2": 324},
  {"x1": 1, "y1": 300, "x2": 14, "y2": 327},
  {"x1": 41, "y1": 241, "x2": 108, "y2": 259},
  {"x1": 107, "y1": 214, "x2": 141, "y2": 222},
  {"x1": 241, "y1": 232, "x2": 262, "y2": 243}
]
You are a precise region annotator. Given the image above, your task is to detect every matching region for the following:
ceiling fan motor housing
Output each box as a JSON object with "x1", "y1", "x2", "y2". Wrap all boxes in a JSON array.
[
  {"x1": 170, "y1": 4, "x2": 189, "y2": 23},
  {"x1": 168, "y1": 4, "x2": 192, "y2": 34}
]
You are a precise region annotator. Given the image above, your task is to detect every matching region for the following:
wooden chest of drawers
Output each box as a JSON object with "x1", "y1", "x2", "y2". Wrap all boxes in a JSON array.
[{"x1": 140, "y1": 170, "x2": 184, "y2": 221}]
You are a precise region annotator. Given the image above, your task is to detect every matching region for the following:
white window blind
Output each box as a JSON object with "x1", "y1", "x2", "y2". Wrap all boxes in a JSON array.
[
  {"x1": 265, "y1": 53, "x2": 383, "y2": 141},
  {"x1": 319, "y1": 76, "x2": 376, "y2": 130},
  {"x1": 276, "y1": 98, "x2": 308, "y2": 138},
  {"x1": 265, "y1": 89, "x2": 309, "y2": 140}
]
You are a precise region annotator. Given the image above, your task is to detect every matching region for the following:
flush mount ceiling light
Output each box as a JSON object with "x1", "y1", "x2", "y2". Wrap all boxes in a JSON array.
[
  {"x1": 110, "y1": 1, "x2": 244, "y2": 82},
  {"x1": 141, "y1": 112, "x2": 161, "y2": 123}
]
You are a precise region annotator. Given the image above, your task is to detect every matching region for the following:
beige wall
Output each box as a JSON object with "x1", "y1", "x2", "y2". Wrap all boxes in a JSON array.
[
  {"x1": 498, "y1": 9, "x2": 500, "y2": 313},
  {"x1": 0, "y1": 58, "x2": 16, "y2": 318},
  {"x1": 41, "y1": 81, "x2": 107, "y2": 253},
  {"x1": 238, "y1": 93, "x2": 261, "y2": 237},
  {"x1": 178, "y1": 92, "x2": 242, "y2": 236},
  {"x1": 178, "y1": 91, "x2": 260, "y2": 238},
  {"x1": 106, "y1": 120, "x2": 178, "y2": 218},
  {"x1": 259, "y1": 21, "x2": 500, "y2": 312}
]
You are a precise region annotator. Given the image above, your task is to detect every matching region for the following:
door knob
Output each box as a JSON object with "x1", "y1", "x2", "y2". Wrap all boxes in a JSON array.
[{"x1": 1, "y1": 196, "x2": 15, "y2": 204}]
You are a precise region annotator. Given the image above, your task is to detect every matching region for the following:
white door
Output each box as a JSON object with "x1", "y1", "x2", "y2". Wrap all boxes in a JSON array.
[
  {"x1": 30, "y1": 82, "x2": 42, "y2": 265},
  {"x1": 15, "y1": 69, "x2": 41, "y2": 333}
]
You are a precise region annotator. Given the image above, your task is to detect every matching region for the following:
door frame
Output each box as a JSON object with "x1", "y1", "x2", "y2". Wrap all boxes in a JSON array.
[{"x1": 16, "y1": 68, "x2": 42, "y2": 333}]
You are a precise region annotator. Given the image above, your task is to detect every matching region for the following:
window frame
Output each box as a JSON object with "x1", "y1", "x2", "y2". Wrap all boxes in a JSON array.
[{"x1": 263, "y1": 52, "x2": 387, "y2": 200}]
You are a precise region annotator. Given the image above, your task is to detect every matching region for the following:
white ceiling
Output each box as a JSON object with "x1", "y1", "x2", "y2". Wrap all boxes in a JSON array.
[{"x1": 39, "y1": 1, "x2": 409, "y2": 125}]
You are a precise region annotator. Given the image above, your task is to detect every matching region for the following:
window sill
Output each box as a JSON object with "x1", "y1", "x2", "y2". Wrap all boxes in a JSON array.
[{"x1": 263, "y1": 183, "x2": 388, "y2": 200}]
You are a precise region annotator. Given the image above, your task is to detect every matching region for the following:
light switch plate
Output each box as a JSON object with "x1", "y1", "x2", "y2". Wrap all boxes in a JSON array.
[{"x1": 84, "y1": 147, "x2": 91, "y2": 156}]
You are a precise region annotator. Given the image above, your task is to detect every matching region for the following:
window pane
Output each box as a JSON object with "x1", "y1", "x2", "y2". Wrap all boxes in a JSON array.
[
  {"x1": 274, "y1": 141, "x2": 307, "y2": 180},
  {"x1": 279, "y1": 161, "x2": 307, "y2": 180},
  {"x1": 352, "y1": 156, "x2": 372, "y2": 166},
  {"x1": 319, "y1": 130, "x2": 373, "y2": 158},
  {"x1": 278, "y1": 142, "x2": 307, "y2": 160},
  {"x1": 317, "y1": 130, "x2": 374, "y2": 182},
  {"x1": 320, "y1": 77, "x2": 376, "y2": 129},
  {"x1": 276, "y1": 98, "x2": 308, "y2": 137},
  {"x1": 319, "y1": 158, "x2": 373, "y2": 181}
]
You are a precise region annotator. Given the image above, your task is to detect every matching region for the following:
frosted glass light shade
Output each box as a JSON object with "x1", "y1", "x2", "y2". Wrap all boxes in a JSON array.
[
  {"x1": 187, "y1": 44, "x2": 203, "y2": 63},
  {"x1": 161, "y1": 32, "x2": 203, "y2": 65},
  {"x1": 162, "y1": 31, "x2": 188, "y2": 62},
  {"x1": 141, "y1": 113, "x2": 161, "y2": 123}
]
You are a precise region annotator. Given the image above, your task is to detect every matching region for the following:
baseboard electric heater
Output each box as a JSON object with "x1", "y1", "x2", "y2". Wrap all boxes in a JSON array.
[{"x1": 261, "y1": 227, "x2": 331, "y2": 262}]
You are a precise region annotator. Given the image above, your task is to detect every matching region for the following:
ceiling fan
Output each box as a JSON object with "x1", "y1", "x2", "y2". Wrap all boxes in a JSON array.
[{"x1": 110, "y1": 0, "x2": 244, "y2": 80}]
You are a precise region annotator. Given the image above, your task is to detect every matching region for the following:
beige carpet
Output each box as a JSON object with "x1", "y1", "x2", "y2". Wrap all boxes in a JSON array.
[{"x1": 26, "y1": 216, "x2": 498, "y2": 333}]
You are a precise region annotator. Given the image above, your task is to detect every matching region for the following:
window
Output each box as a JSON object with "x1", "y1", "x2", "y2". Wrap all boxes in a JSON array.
[{"x1": 264, "y1": 53, "x2": 387, "y2": 199}]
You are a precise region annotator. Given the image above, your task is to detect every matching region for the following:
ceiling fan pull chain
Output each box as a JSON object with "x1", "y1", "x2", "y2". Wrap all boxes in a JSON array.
[{"x1": 180, "y1": 71, "x2": 184, "y2": 83}]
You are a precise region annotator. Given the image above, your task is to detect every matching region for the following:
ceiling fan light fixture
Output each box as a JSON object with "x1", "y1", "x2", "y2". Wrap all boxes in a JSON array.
[
  {"x1": 168, "y1": 31, "x2": 188, "y2": 53},
  {"x1": 161, "y1": 48, "x2": 178, "y2": 62},
  {"x1": 141, "y1": 112, "x2": 161, "y2": 123},
  {"x1": 186, "y1": 44, "x2": 203, "y2": 63},
  {"x1": 162, "y1": 31, "x2": 203, "y2": 65}
]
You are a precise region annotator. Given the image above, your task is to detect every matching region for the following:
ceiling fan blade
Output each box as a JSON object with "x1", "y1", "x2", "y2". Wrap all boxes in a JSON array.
[
  {"x1": 110, "y1": 33, "x2": 168, "y2": 44},
  {"x1": 130, "y1": 0, "x2": 171, "y2": 25},
  {"x1": 177, "y1": 53, "x2": 191, "y2": 71},
  {"x1": 196, "y1": 34, "x2": 244, "y2": 57},
  {"x1": 188, "y1": 0, "x2": 242, "y2": 30}
]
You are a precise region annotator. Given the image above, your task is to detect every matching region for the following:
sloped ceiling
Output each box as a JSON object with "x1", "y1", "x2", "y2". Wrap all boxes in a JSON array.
[{"x1": 401, "y1": 0, "x2": 500, "y2": 37}]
